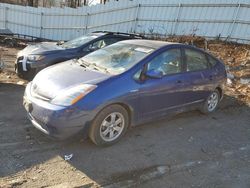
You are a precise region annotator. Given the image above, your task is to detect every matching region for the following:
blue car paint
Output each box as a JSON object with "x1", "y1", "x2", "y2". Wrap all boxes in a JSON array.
[{"x1": 24, "y1": 41, "x2": 226, "y2": 139}]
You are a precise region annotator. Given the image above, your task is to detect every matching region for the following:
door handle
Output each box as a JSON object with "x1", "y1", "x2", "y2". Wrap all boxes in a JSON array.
[{"x1": 176, "y1": 80, "x2": 182, "y2": 84}]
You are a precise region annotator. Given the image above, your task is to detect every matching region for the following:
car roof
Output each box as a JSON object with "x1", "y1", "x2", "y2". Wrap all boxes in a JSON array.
[
  {"x1": 120, "y1": 39, "x2": 178, "y2": 49},
  {"x1": 91, "y1": 32, "x2": 108, "y2": 37},
  {"x1": 91, "y1": 31, "x2": 144, "y2": 39}
]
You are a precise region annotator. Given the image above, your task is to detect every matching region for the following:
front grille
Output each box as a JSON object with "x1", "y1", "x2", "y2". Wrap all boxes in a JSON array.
[
  {"x1": 16, "y1": 56, "x2": 24, "y2": 73},
  {"x1": 16, "y1": 61, "x2": 23, "y2": 72},
  {"x1": 17, "y1": 56, "x2": 24, "y2": 61}
]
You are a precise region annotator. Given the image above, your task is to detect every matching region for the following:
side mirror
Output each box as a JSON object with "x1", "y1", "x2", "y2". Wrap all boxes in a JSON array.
[{"x1": 145, "y1": 69, "x2": 163, "y2": 79}]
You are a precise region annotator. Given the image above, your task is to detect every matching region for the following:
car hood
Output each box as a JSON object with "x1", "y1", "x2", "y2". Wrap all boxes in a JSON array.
[
  {"x1": 31, "y1": 60, "x2": 111, "y2": 99},
  {"x1": 18, "y1": 42, "x2": 64, "y2": 56}
]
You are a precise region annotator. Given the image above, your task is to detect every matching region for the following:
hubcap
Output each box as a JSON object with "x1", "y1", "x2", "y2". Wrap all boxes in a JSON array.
[
  {"x1": 100, "y1": 112, "x2": 125, "y2": 142},
  {"x1": 207, "y1": 92, "x2": 219, "y2": 112}
]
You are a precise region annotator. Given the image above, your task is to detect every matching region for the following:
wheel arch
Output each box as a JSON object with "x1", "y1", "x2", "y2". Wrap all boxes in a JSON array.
[
  {"x1": 215, "y1": 86, "x2": 223, "y2": 99},
  {"x1": 94, "y1": 102, "x2": 134, "y2": 128}
]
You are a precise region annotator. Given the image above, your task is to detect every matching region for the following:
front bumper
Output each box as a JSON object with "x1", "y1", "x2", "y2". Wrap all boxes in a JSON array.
[
  {"x1": 23, "y1": 83, "x2": 93, "y2": 139},
  {"x1": 15, "y1": 55, "x2": 46, "y2": 78}
]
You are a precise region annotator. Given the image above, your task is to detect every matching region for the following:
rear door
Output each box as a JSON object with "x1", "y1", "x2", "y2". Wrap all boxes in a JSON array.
[{"x1": 181, "y1": 48, "x2": 215, "y2": 102}]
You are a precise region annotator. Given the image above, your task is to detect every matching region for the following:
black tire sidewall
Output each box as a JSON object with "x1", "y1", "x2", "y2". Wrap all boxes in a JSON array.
[{"x1": 89, "y1": 105, "x2": 129, "y2": 146}]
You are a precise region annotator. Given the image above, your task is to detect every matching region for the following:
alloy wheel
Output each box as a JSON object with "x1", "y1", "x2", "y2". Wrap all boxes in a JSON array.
[
  {"x1": 207, "y1": 92, "x2": 219, "y2": 112},
  {"x1": 100, "y1": 112, "x2": 125, "y2": 142}
]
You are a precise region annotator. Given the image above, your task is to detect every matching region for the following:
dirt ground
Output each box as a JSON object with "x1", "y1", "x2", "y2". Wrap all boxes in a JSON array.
[{"x1": 0, "y1": 37, "x2": 250, "y2": 188}]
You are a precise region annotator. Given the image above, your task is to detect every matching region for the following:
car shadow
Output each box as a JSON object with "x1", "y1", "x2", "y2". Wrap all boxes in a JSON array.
[{"x1": 1, "y1": 83, "x2": 249, "y2": 187}]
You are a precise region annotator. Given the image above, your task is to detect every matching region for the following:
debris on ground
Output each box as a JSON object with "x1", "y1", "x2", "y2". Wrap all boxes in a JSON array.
[
  {"x1": 64, "y1": 154, "x2": 74, "y2": 161},
  {"x1": 25, "y1": 135, "x2": 31, "y2": 140},
  {"x1": 0, "y1": 36, "x2": 27, "y2": 48},
  {"x1": 17, "y1": 81, "x2": 26, "y2": 85},
  {"x1": 240, "y1": 78, "x2": 250, "y2": 85},
  {"x1": 0, "y1": 61, "x2": 4, "y2": 72}
]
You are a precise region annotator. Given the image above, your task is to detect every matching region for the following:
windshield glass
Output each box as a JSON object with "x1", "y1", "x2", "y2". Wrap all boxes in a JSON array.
[
  {"x1": 80, "y1": 43, "x2": 154, "y2": 74},
  {"x1": 61, "y1": 35, "x2": 97, "y2": 49}
]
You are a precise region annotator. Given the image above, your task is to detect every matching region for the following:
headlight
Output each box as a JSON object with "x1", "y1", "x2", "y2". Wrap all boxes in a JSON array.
[
  {"x1": 27, "y1": 55, "x2": 44, "y2": 61},
  {"x1": 51, "y1": 84, "x2": 97, "y2": 106}
]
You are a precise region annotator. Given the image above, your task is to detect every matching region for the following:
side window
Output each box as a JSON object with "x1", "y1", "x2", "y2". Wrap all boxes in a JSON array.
[
  {"x1": 82, "y1": 40, "x2": 106, "y2": 52},
  {"x1": 103, "y1": 38, "x2": 122, "y2": 46},
  {"x1": 207, "y1": 55, "x2": 218, "y2": 67},
  {"x1": 92, "y1": 40, "x2": 106, "y2": 49},
  {"x1": 185, "y1": 49, "x2": 208, "y2": 72},
  {"x1": 83, "y1": 38, "x2": 122, "y2": 52},
  {"x1": 92, "y1": 38, "x2": 121, "y2": 49},
  {"x1": 147, "y1": 48, "x2": 182, "y2": 76}
]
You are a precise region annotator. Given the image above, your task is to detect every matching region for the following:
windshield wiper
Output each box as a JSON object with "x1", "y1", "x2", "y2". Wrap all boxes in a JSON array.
[
  {"x1": 90, "y1": 63, "x2": 110, "y2": 74},
  {"x1": 76, "y1": 59, "x2": 110, "y2": 74},
  {"x1": 77, "y1": 59, "x2": 90, "y2": 68}
]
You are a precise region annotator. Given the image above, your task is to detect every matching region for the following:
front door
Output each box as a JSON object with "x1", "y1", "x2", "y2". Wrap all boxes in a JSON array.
[{"x1": 139, "y1": 48, "x2": 190, "y2": 119}]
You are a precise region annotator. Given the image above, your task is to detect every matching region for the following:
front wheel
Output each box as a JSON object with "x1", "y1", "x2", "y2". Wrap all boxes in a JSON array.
[
  {"x1": 89, "y1": 105, "x2": 129, "y2": 146},
  {"x1": 200, "y1": 90, "x2": 220, "y2": 114}
]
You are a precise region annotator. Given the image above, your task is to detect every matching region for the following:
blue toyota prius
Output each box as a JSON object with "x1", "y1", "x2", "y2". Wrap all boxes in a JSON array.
[{"x1": 23, "y1": 40, "x2": 226, "y2": 146}]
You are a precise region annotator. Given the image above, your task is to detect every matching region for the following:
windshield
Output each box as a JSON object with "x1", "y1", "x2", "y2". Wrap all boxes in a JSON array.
[
  {"x1": 80, "y1": 43, "x2": 154, "y2": 74},
  {"x1": 61, "y1": 35, "x2": 97, "y2": 49}
]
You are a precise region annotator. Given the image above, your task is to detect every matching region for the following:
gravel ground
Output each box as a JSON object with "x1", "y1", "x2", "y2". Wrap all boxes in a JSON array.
[{"x1": 0, "y1": 37, "x2": 249, "y2": 188}]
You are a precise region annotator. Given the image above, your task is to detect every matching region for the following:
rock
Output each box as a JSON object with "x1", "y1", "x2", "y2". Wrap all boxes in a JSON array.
[
  {"x1": 17, "y1": 81, "x2": 25, "y2": 85},
  {"x1": 9, "y1": 179, "x2": 27, "y2": 187},
  {"x1": 188, "y1": 136, "x2": 194, "y2": 142},
  {"x1": 227, "y1": 78, "x2": 233, "y2": 86},
  {"x1": 0, "y1": 60, "x2": 4, "y2": 71},
  {"x1": 64, "y1": 154, "x2": 73, "y2": 161},
  {"x1": 15, "y1": 163, "x2": 24, "y2": 167},
  {"x1": 240, "y1": 78, "x2": 250, "y2": 85},
  {"x1": 26, "y1": 135, "x2": 31, "y2": 140},
  {"x1": 227, "y1": 57, "x2": 235, "y2": 64},
  {"x1": 227, "y1": 72, "x2": 234, "y2": 79},
  {"x1": 31, "y1": 176, "x2": 38, "y2": 181}
]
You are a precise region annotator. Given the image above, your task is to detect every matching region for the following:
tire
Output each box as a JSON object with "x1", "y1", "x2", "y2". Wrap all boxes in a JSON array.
[
  {"x1": 89, "y1": 105, "x2": 129, "y2": 146},
  {"x1": 200, "y1": 89, "x2": 220, "y2": 114}
]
